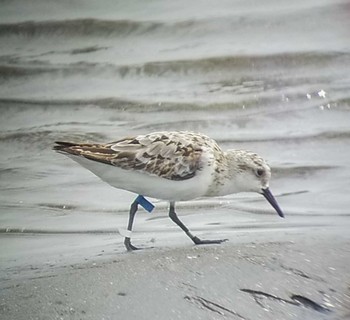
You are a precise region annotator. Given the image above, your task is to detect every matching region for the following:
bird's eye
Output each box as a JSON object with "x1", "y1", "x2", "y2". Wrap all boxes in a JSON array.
[{"x1": 256, "y1": 168, "x2": 265, "y2": 177}]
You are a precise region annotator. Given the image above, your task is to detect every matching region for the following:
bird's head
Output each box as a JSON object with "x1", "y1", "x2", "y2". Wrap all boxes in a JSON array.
[{"x1": 226, "y1": 150, "x2": 284, "y2": 218}]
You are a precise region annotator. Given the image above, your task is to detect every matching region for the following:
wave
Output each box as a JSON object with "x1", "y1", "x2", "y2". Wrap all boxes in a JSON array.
[
  {"x1": 1, "y1": 121, "x2": 349, "y2": 146},
  {"x1": 219, "y1": 130, "x2": 350, "y2": 143},
  {"x1": 1, "y1": 51, "x2": 349, "y2": 79},
  {"x1": 117, "y1": 51, "x2": 350, "y2": 78},
  {"x1": 0, "y1": 1, "x2": 346, "y2": 40},
  {"x1": 0, "y1": 97, "x2": 151, "y2": 110},
  {"x1": 272, "y1": 165, "x2": 337, "y2": 178},
  {"x1": 0, "y1": 130, "x2": 107, "y2": 147},
  {"x1": 0, "y1": 19, "x2": 165, "y2": 38},
  {"x1": 0, "y1": 93, "x2": 349, "y2": 117},
  {"x1": 0, "y1": 96, "x2": 307, "y2": 114}
]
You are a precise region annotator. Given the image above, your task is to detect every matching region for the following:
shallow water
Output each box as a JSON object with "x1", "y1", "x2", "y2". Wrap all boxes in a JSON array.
[{"x1": 0, "y1": 0, "x2": 350, "y2": 262}]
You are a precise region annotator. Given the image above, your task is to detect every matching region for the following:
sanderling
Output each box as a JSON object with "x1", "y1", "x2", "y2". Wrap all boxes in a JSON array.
[{"x1": 54, "y1": 131, "x2": 284, "y2": 251}]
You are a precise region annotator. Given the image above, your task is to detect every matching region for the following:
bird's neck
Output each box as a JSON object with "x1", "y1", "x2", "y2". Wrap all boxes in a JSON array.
[{"x1": 205, "y1": 150, "x2": 244, "y2": 196}]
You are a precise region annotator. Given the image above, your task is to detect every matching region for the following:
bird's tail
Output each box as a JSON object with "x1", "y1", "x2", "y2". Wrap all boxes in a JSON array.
[{"x1": 53, "y1": 141, "x2": 81, "y2": 151}]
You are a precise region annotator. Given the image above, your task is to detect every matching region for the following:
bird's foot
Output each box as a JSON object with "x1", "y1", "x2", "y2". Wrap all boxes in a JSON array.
[
  {"x1": 192, "y1": 236, "x2": 228, "y2": 245},
  {"x1": 124, "y1": 237, "x2": 140, "y2": 251}
]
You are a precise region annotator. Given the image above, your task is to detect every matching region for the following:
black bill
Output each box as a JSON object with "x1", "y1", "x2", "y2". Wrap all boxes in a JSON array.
[{"x1": 262, "y1": 188, "x2": 284, "y2": 218}]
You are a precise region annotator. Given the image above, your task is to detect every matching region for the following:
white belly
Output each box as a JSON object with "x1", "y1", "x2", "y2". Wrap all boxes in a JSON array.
[{"x1": 67, "y1": 155, "x2": 214, "y2": 201}]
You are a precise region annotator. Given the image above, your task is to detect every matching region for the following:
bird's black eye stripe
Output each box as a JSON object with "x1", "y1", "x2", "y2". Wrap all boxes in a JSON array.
[{"x1": 256, "y1": 168, "x2": 264, "y2": 177}]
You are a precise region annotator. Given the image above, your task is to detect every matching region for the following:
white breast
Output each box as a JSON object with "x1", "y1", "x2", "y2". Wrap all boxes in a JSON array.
[{"x1": 67, "y1": 153, "x2": 215, "y2": 201}]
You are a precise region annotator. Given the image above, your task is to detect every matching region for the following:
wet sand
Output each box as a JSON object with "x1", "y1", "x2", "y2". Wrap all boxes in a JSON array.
[
  {"x1": 1, "y1": 213, "x2": 350, "y2": 320},
  {"x1": 1, "y1": 0, "x2": 350, "y2": 319}
]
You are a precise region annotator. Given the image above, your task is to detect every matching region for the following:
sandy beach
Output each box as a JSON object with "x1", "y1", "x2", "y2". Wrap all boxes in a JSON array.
[
  {"x1": 1, "y1": 0, "x2": 350, "y2": 319},
  {"x1": 1, "y1": 212, "x2": 350, "y2": 320}
]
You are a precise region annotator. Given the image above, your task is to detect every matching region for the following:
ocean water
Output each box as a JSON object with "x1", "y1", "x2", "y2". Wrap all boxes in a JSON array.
[{"x1": 0, "y1": 0, "x2": 350, "y2": 262}]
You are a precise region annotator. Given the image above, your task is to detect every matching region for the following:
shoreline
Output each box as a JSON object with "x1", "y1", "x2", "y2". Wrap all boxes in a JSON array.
[{"x1": 1, "y1": 219, "x2": 349, "y2": 320}]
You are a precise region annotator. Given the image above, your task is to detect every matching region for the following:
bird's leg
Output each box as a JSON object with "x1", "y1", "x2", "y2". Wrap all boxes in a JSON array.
[
  {"x1": 124, "y1": 200, "x2": 140, "y2": 251},
  {"x1": 168, "y1": 202, "x2": 228, "y2": 245}
]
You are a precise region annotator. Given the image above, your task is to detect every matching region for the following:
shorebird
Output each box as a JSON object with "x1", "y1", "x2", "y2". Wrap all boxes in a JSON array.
[{"x1": 54, "y1": 131, "x2": 284, "y2": 251}]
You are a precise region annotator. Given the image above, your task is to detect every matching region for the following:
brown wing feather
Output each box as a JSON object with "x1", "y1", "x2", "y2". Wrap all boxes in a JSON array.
[
  {"x1": 54, "y1": 132, "x2": 207, "y2": 180},
  {"x1": 54, "y1": 142, "x2": 117, "y2": 165},
  {"x1": 108, "y1": 133, "x2": 204, "y2": 180}
]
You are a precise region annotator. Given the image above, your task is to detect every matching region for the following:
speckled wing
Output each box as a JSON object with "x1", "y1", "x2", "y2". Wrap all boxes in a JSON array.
[
  {"x1": 108, "y1": 133, "x2": 204, "y2": 180},
  {"x1": 54, "y1": 132, "x2": 205, "y2": 181}
]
